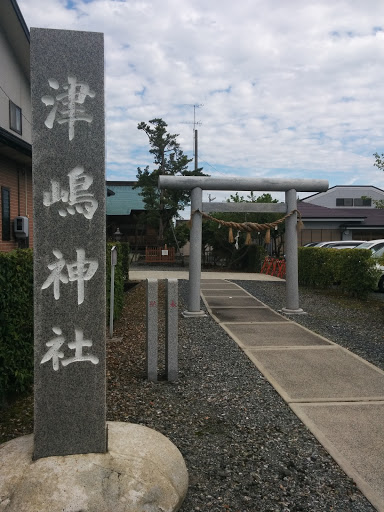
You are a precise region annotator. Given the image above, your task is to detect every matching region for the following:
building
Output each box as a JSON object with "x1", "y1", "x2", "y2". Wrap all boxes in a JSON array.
[
  {"x1": 0, "y1": 0, "x2": 32, "y2": 252},
  {"x1": 302, "y1": 185, "x2": 384, "y2": 209},
  {"x1": 0, "y1": 2, "x2": 150, "y2": 254},
  {"x1": 298, "y1": 186, "x2": 384, "y2": 244},
  {"x1": 106, "y1": 181, "x2": 157, "y2": 249}
]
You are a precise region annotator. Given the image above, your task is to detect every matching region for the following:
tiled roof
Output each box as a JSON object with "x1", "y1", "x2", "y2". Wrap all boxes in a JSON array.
[
  {"x1": 106, "y1": 182, "x2": 145, "y2": 215},
  {"x1": 298, "y1": 201, "x2": 384, "y2": 226}
]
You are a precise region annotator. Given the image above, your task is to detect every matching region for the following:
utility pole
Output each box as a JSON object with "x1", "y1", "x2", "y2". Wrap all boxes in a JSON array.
[
  {"x1": 182, "y1": 103, "x2": 203, "y2": 167},
  {"x1": 194, "y1": 129, "x2": 198, "y2": 170}
]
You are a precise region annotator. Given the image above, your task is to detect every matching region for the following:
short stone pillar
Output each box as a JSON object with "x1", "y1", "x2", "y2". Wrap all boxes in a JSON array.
[
  {"x1": 31, "y1": 28, "x2": 106, "y2": 458},
  {"x1": 146, "y1": 279, "x2": 158, "y2": 382},
  {"x1": 166, "y1": 279, "x2": 178, "y2": 381}
]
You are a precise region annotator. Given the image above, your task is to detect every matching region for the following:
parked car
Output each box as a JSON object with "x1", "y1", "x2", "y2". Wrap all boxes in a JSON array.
[
  {"x1": 354, "y1": 239, "x2": 384, "y2": 254},
  {"x1": 354, "y1": 239, "x2": 384, "y2": 292},
  {"x1": 309, "y1": 240, "x2": 366, "y2": 248},
  {"x1": 311, "y1": 241, "x2": 335, "y2": 247},
  {"x1": 321, "y1": 241, "x2": 367, "y2": 249}
]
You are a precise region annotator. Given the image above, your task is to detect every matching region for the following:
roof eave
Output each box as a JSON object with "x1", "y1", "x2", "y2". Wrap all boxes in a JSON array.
[
  {"x1": 10, "y1": 0, "x2": 30, "y2": 42},
  {"x1": 302, "y1": 217, "x2": 366, "y2": 222}
]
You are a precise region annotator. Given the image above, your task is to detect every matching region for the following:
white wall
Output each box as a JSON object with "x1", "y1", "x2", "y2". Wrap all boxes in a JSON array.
[
  {"x1": 303, "y1": 186, "x2": 384, "y2": 208},
  {"x1": 0, "y1": 29, "x2": 31, "y2": 144}
]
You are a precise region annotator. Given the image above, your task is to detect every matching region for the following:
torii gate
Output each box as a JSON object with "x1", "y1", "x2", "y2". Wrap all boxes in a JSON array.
[{"x1": 159, "y1": 176, "x2": 328, "y2": 316}]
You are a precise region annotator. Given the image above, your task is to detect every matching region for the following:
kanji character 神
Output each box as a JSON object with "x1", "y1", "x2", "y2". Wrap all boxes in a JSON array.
[{"x1": 41, "y1": 248, "x2": 98, "y2": 305}]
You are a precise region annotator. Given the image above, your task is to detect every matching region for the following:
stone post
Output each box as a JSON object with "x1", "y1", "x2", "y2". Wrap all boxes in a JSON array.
[
  {"x1": 166, "y1": 279, "x2": 178, "y2": 381},
  {"x1": 31, "y1": 28, "x2": 106, "y2": 458},
  {"x1": 146, "y1": 278, "x2": 158, "y2": 382}
]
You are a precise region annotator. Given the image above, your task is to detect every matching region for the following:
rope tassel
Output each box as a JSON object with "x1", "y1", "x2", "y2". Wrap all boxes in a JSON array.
[
  {"x1": 264, "y1": 228, "x2": 270, "y2": 244},
  {"x1": 228, "y1": 227, "x2": 234, "y2": 243},
  {"x1": 245, "y1": 232, "x2": 252, "y2": 245}
]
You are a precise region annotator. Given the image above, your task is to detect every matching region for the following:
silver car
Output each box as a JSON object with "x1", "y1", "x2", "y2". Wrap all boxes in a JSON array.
[{"x1": 355, "y1": 239, "x2": 384, "y2": 292}]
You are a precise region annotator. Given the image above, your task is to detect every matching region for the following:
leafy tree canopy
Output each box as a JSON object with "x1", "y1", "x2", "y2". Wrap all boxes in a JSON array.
[
  {"x1": 226, "y1": 192, "x2": 278, "y2": 204},
  {"x1": 202, "y1": 192, "x2": 285, "y2": 266},
  {"x1": 374, "y1": 152, "x2": 384, "y2": 172},
  {"x1": 373, "y1": 199, "x2": 384, "y2": 209},
  {"x1": 135, "y1": 118, "x2": 207, "y2": 242},
  {"x1": 373, "y1": 154, "x2": 384, "y2": 208}
]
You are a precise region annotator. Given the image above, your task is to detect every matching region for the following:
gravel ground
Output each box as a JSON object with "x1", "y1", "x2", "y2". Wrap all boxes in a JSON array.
[
  {"x1": 1, "y1": 270, "x2": 382, "y2": 511},
  {"x1": 106, "y1": 276, "x2": 380, "y2": 512}
]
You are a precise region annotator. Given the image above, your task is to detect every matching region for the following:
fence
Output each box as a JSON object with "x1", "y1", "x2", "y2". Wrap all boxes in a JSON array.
[
  {"x1": 260, "y1": 257, "x2": 286, "y2": 279},
  {"x1": 145, "y1": 246, "x2": 175, "y2": 263}
]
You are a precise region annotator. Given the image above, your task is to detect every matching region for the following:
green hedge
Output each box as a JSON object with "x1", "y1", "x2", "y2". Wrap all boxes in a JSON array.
[
  {"x1": 0, "y1": 249, "x2": 34, "y2": 399},
  {"x1": 337, "y1": 249, "x2": 381, "y2": 297},
  {"x1": 298, "y1": 247, "x2": 380, "y2": 298},
  {"x1": 106, "y1": 242, "x2": 130, "y2": 321},
  {"x1": 120, "y1": 241, "x2": 130, "y2": 282},
  {"x1": 1, "y1": 242, "x2": 130, "y2": 401}
]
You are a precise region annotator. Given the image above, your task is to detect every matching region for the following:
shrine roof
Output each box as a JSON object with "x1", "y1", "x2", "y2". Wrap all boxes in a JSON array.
[{"x1": 106, "y1": 181, "x2": 145, "y2": 215}]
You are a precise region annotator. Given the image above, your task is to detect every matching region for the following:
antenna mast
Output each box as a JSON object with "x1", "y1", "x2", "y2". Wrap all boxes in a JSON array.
[{"x1": 182, "y1": 103, "x2": 203, "y2": 170}]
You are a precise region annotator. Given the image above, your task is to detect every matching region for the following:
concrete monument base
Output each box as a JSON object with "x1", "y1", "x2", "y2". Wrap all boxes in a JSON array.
[{"x1": 0, "y1": 421, "x2": 188, "y2": 512}]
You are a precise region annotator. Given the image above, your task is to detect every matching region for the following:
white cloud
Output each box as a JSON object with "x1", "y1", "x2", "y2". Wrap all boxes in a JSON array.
[{"x1": 19, "y1": 0, "x2": 384, "y2": 191}]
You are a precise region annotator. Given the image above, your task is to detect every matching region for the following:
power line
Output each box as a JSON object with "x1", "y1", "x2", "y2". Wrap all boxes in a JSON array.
[{"x1": 201, "y1": 160, "x2": 220, "y2": 173}]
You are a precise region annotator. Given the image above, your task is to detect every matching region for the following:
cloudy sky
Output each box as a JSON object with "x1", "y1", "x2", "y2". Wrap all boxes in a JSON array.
[{"x1": 19, "y1": 0, "x2": 384, "y2": 203}]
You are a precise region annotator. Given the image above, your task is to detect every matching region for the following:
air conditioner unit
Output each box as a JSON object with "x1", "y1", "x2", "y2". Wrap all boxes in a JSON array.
[{"x1": 14, "y1": 216, "x2": 29, "y2": 239}]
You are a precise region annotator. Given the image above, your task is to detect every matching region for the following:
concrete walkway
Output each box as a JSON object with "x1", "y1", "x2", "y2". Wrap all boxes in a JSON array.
[
  {"x1": 200, "y1": 279, "x2": 384, "y2": 512},
  {"x1": 130, "y1": 269, "x2": 283, "y2": 282},
  {"x1": 130, "y1": 270, "x2": 384, "y2": 510}
]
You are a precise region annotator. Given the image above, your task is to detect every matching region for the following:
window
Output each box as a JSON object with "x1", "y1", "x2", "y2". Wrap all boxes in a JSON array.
[
  {"x1": 336, "y1": 198, "x2": 353, "y2": 206},
  {"x1": 1, "y1": 187, "x2": 11, "y2": 241},
  {"x1": 354, "y1": 198, "x2": 371, "y2": 207},
  {"x1": 9, "y1": 101, "x2": 22, "y2": 134}
]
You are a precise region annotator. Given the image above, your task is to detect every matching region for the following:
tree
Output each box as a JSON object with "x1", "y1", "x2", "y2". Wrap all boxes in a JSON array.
[
  {"x1": 136, "y1": 118, "x2": 207, "y2": 242},
  {"x1": 164, "y1": 221, "x2": 190, "y2": 251},
  {"x1": 374, "y1": 152, "x2": 384, "y2": 172},
  {"x1": 373, "y1": 153, "x2": 384, "y2": 207},
  {"x1": 202, "y1": 192, "x2": 284, "y2": 268},
  {"x1": 361, "y1": 193, "x2": 384, "y2": 209},
  {"x1": 226, "y1": 192, "x2": 277, "y2": 204},
  {"x1": 373, "y1": 199, "x2": 384, "y2": 209}
]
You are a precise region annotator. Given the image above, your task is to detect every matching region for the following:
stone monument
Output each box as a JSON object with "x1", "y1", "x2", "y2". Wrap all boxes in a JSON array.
[
  {"x1": 31, "y1": 28, "x2": 106, "y2": 458},
  {"x1": 0, "y1": 26, "x2": 188, "y2": 511}
]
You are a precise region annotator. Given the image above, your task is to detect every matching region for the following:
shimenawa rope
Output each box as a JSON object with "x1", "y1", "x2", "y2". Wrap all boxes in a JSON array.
[{"x1": 189, "y1": 209, "x2": 304, "y2": 245}]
